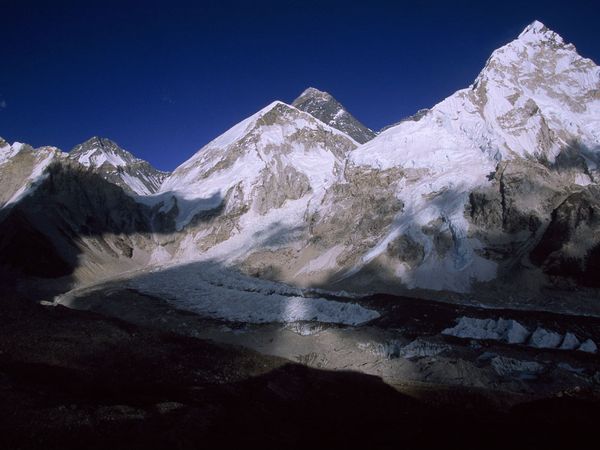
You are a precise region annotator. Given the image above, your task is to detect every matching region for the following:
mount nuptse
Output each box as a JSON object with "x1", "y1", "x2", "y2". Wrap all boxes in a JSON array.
[{"x1": 1, "y1": 21, "x2": 600, "y2": 312}]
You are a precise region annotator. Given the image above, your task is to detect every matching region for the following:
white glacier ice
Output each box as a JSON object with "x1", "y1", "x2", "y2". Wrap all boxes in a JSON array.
[
  {"x1": 442, "y1": 317, "x2": 530, "y2": 344},
  {"x1": 125, "y1": 262, "x2": 379, "y2": 325}
]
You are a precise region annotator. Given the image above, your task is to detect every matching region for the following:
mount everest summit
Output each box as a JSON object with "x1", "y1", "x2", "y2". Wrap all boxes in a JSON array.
[{"x1": 1, "y1": 21, "x2": 600, "y2": 313}]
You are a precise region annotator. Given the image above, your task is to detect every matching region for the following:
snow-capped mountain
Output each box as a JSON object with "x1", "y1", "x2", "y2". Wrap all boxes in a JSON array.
[
  {"x1": 155, "y1": 100, "x2": 357, "y2": 260},
  {"x1": 69, "y1": 137, "x2": 168, "y2": 195},
  {"x1": 2, "y1": 21, "x2": 600, "y2": 310},
  {"x1": 335, "y1": 20, "x2": 600, "y2": 295},
  {"x1": 164, "y1": 20, "x2": 598, "y2": 300},
  {"x1": 292, "y1": 87, "x2": 376, "y2": 144},
  {"x1": 0, "y1": 137, "x2": 165, "y2": 284}
]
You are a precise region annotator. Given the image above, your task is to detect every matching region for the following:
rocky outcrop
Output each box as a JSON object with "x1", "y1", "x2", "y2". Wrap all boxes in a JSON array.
[
  {"x1": 308, "y1": 166, "x2": 405, "y2": 267},
  {"x1": 531, "y1": 185, "x2": 600, "y2": 287},
  {"x1": 252, "y1": 166, "x2": 312, "y2": 215}
]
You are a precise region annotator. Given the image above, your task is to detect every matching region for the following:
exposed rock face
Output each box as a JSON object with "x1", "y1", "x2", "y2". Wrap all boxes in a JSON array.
[
  {"x1": 307, "y1": 166, "x2": 405, "y2": 268},
  {"x1": 465, "y1": 159, "x2": 566, "y2": 263},
  {"x1": 292, "y1": 87, "x2": 376, "y2": 143},
  {"x1": 69, "y1": 137, "x2": 168, "y2": 195},
  {"x1": 252, "y1": 166, "x2": 312, "y2": 215},
  {"x1": 531, "y1": 185, "x2": 600, "y2": 287}
]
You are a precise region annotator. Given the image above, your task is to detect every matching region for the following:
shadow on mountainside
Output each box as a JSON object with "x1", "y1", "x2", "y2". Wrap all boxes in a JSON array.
[
  {"x1": 551, "y1": 139, "x2": 600, "y2": 173},
  {"x1": 0, "y1": 162, "x2": 224, "y2": 297},
  {"x1": 3, "y1": 136, "x2": 600, "y2": 302},
  {"x1": 1, "y1": 292, "x2": 598, "y2": 450}
]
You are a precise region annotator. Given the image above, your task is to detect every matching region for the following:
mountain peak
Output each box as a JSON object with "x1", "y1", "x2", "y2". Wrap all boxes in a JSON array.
[
  {"x1": 474, "y1": 19, "x2": 582, "y2": 92},
  {"x1": 296, "y1": 87, "x2": 333, "y2": 100},
  {"x1": 68, "y1": 137, "x2": 167, "y2": 195},
  {"x1": 70, "y1": 136, "x2": 139, "y2": 169},
  {"x1": 292, "y1": 87, "x2": 375, "y2": 144},
  {"x1": 517, "y1": 20, "x2": 564, "y2": 45}
]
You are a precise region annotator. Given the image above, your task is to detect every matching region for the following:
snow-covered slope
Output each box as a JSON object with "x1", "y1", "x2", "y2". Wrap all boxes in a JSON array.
[
  {"x1": 69, "y1": 137, "x2": 168, "y2": 195},
  {"x1": 155, "y1": 101, "x2": 357, "y2": 260},
  {"x1": 292, "y1": 87, "x2": 376, "y2": 144},
  {"x1": 354, "y1": 21, "x2": 600, "y2": 167},
  {"x1": 332, "y1": 20, "x2": 600, "y2": 294},
  {"x1": 0, "y1": 139, "x2": 63, "y2": 208}
]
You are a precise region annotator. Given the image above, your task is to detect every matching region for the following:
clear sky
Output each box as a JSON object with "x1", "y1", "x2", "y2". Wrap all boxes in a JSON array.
[{"x1": 1, "y1": 0, "x2": 599, "y2": 171}]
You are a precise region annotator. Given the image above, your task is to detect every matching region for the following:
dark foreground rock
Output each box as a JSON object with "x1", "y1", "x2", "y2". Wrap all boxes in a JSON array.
[{"x1": 0, "y1": 293, "x2": 599, "y2": 450}]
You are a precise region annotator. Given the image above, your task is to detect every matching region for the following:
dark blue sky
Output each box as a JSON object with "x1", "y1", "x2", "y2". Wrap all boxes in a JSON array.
[{"x1": 1, "y1": 0, "x2": 599, "y2": 171}]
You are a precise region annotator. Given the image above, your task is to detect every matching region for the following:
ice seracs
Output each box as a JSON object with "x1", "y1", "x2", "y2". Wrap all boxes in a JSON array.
[
  {"x1": 579, "y1": 339, "x2": 598, "y2": 354},
  {"x1": 559, "y1": 332, "x2": 580, "y2": 350},
  {"x1": 442, "y1": 317, "x2": 530, "y2": 344},
  {"x1": 123, "y1": 261, "x2": 379, "y2": 325},
  {"x1": 443, "y1": 316, "x2": 597, "y2": 353},
  {"x1": 529, "y1": 327, "x2": 563, "y2": 348},
  {"x1": 490, "y1": 356, "x2": 544, "y2": 378}
]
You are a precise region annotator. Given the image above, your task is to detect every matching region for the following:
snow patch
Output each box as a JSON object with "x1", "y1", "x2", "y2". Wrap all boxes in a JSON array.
[
  {"x1": 0, "y1": 141, "x2": 24, "y2": 165},
  {"x1": 76, "y1": 148, "x2": 128, "y2": 168},
  {"x1": 294, "y1": 245, "x2": 345, "y2": 276}
]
